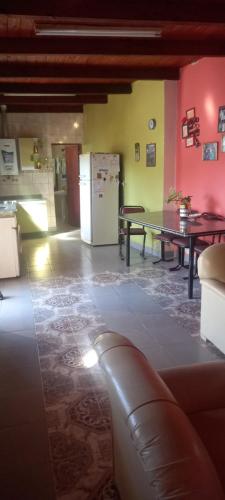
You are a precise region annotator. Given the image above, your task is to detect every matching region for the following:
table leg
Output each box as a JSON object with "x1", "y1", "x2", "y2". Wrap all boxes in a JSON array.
[
  {"x1": 188, "y1": 237, "x2": 195, "y2": 299},
  {"x1": 126, "y1": 221, "x2": 131, "y2": 266},
  {"x1": 161, "y1": 240, "x2": 165, "y2": 260}
]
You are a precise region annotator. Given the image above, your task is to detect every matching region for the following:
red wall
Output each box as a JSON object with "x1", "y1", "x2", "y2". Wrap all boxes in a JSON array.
[{"x1": 177, "y1": 57, "x2": 225, "y2": 214}]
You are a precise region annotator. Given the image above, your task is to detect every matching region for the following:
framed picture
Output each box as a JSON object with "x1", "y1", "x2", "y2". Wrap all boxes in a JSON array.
[
  {"x1": 186, "y1": 136, "x2": 194, "y2": 147},
  {"x1": 182, "y1": 124, "x2": 188, "y2": 138},
  {"x1": 221, "y1": 135, "x2": 225, "y2": 152},
  {"x1": 186, "y1": 108, "x2": 195, "y2": 120},
  {"x1": 202, "y1": 142, "x2": 218, "y2": 161},
  {"x1": 146, "y1": 143, "x2": 156, "y2": 167},
  {"x1": 135, "y1": 142, "x2": 140, "y2": 161},
  {"x1": 218, "y1": 106, "x2": 225, "y2": 132}
]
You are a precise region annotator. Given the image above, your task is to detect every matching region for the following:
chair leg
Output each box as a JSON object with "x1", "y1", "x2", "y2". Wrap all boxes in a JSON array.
[
  {"x1": 119, "y1": 234, "x2": 125, "y2": 260},
  {"x1": 140, "y1": 233, "x2": 146, "y2": 258},
  {"x1": 0, "y1": 291, "x2": 3, "y2": 300},
  {"x1": 181, "y1": 247, "x2": 189, "y2": 269},
  {"x1": 153, "y1": 240, "x2": 174, "y2": 264},
  {"x1": 169, "y1": 247, "x2": 182, "y2": 271}
]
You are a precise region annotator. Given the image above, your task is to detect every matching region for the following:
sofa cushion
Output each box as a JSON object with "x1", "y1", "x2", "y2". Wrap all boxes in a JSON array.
[{"x1": 160, "y1": 362, "x2": 225, "y2": 493}]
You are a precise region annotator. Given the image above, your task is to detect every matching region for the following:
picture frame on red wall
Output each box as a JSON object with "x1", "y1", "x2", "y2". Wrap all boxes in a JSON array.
[
  {"x1": 218, "y1": 106, "x2": 225, "y2": 132},
  {"x1": 186, "y1": 108, "x2": 195, "y2": 120},
  {"x1": 221, "y1": 135, "x2": 225, "y2": 152},
  {"x1": 182, "y1": 124, "x2": 188, "y2": 138},
  {"x1": 202, "y1": 142, "x2": 218, "y2": 161},
  {"x1": 186, "y1": 136, "x2": 194, "y2": 147}
]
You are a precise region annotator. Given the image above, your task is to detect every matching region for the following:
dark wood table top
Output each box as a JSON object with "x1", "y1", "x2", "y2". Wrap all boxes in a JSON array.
[{"x1": 119, "y1": 210, "x2": 225, "y2": 238}]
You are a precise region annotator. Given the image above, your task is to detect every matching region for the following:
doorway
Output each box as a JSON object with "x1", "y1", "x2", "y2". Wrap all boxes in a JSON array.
[{"x1": 51, "y1": 143, "x2": 81, "y2": 230}]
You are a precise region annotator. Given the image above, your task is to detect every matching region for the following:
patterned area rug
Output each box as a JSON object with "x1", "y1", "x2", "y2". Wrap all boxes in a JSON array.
[{"x1": 30, "y1": 265, "x2": 201, "y2": 499}]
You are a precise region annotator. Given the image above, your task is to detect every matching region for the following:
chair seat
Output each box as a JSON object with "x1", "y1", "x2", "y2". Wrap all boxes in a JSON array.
[
  {"x1": 173, "y1": 236, "x2": 208, "y2": 249},
  {"x1": 120, "y1": 227, "x2": 146, "y2": 236},
  {"x1": 194, "y1": 241, "x2": 210, "y2": 254},
  {"x1": 154, "y1": 233, "x2": 174, "y2": 243},
  {"x1": 172, "y1": 237, "x2": 189, "y2": 248}
]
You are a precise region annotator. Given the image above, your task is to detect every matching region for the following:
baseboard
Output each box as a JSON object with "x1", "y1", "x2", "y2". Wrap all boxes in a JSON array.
[
  {"x1": 21, "y1": 228, "x2": 57, "y2": 239},
  {"x1": 130, "y1": 241, "x2": 174, "y2": 259}
]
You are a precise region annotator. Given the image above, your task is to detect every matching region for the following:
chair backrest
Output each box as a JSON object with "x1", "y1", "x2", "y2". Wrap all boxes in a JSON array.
[{"x1": 120, "y1": 205, "x2": 145, "y2": 215}]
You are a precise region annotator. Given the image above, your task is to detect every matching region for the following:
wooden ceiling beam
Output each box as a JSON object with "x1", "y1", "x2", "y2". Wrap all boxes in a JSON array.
[
  {"x1": 2, "y1": 104, "x2": 84, "y2": 113},
  {"x1": 0, "y1": 63, "x2": 180, "y2": 80},
  {"x1": 1, "y1": 37, "x2": 225, "y2": 56},
  {"x1": 0, "y1": 95, "x2": 108, "y2": 105},
  {"x1": 0, "y1": 83, "x2": 132, "y2": 94},
  {"x1": 1, "y1": 1, "x2": 225, "y2": 23}
]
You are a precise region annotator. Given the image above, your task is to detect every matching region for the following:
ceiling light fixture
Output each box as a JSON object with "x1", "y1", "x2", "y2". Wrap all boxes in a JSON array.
[{"x1": 35, "y1": 25, "x2": 161, "y2": 38}]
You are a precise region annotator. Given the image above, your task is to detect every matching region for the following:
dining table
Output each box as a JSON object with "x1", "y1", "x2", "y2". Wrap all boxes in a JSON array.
[{"x1": 119, "y1": 210, "x2": 225, "y2": 299}]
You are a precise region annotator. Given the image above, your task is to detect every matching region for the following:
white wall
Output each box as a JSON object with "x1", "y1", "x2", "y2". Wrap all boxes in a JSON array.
[{"x1": 4, "y1": 112, "x2": 83, "y2": 156}]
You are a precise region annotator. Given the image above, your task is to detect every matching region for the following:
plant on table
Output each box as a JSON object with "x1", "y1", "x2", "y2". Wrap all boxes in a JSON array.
[{"x1": 166, "y1": 187, "x2": 192, "y2": 209}]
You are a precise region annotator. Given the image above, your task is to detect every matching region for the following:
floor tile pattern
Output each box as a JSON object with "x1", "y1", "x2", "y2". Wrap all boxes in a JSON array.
[
  {"x1": 30, "y1": 263, "x2": 224, "y2": 499},
  {"x1": 1, "y1": 230, "x2": 224, "y2": 500}
]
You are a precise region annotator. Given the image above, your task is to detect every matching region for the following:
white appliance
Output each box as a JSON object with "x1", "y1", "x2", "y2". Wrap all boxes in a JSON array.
[
  {"x1": 0, "y1": 214, "x2": 20, "y2": 278},
  {"x1": 0, "y1": 138, "x2": 19, "y2": 175},
  {"x1": 79, "y1": 153, "x2": 120, "y2": 245}
]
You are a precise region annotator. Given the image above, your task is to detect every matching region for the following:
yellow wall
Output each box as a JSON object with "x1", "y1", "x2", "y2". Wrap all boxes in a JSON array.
[{"x1": 83, "y1": 80, "x2": 165, "y2": 249}]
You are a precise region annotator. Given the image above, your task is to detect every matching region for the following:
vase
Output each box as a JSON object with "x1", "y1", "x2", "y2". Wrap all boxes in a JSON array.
[{"x1": 179, "y1": 205, "x2": 189, "y2": 218}]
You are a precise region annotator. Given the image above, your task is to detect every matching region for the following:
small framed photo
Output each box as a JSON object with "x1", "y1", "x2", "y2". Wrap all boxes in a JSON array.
[
  {"x1": 135, "y1": 142, "x2": 140, "y2": 161},
  {"x1": 186, "y1": 136, "x2": 194, "y2": 147},
  {"x1": 221, "y1": 135, "x2": 225, "y2": 152},
  {"x1": 218, "y1": 106, "x2": 225, "y2": 132},
  {"x1": 186, "y1": 108, "x2": 195, "y2": 120},
  {"x1": 182, "y1": 124, "x2": 188, "y2": 138},
  {"x1": 146, "y1": 143, "x2": 156, "y2": 167},
  {"x1": 202, "y1": 142, "x2": 218, "y2": 161}
]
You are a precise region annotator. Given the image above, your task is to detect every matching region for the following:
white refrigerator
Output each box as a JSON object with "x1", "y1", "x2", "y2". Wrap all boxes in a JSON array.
[{"x1": 79, "y1": 153, "x2": 120, "y2": 245}]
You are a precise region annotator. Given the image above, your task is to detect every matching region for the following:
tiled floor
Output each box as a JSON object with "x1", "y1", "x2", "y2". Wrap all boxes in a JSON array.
[{"x1": 0, "y1": 227, "x2": 224, "y2": 499}]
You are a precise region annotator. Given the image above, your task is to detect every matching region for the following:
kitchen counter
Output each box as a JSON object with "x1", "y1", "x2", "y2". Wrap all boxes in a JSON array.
[
  {"x1": 0, "y1": 194, "x2": 43, "y2": 201},
  {"x1": 0, "y1": 211, "x2": 17, "y2": 218}
]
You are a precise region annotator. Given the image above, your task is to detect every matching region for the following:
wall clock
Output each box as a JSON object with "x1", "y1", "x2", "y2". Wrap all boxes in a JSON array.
[{"x1": 148, "y1": 118, "x2": 156, "y2": 130}]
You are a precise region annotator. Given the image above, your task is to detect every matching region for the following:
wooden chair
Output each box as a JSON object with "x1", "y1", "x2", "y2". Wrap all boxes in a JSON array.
[
  {"x1": 119, "y1": 205, "x2": 147, "y2": 260},
  {"x1": 173, "y1": 213, "x2": 225, "y2": 277}
]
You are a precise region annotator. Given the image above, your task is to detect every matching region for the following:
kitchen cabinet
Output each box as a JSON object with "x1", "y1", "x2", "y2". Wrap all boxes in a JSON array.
[
  {"x1": 0, "y1": 139, "x2": 19, "y2": 175},
  {"x1": 0, "y1": 214, "x2": 20, "y2": 278},
  {"x1": 17, "y1": 137, "x2": 41, "y2": 171}
]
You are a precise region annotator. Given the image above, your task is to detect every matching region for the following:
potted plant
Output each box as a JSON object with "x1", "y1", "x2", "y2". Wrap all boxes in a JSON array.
[{"x1": 166, "y1": 188, "x2": 192, "y2": 217}]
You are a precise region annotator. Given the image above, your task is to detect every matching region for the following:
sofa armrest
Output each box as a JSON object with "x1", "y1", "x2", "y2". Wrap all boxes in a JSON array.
[{"x1": 198, "y1": 243, "x2": 225, "y2": 282}]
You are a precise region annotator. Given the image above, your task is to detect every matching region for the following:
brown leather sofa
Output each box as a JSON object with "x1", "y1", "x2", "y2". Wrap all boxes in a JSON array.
[
  {"x1": 94, "y1": 332, "x2": 225, "y2": 500},
  {"x1": 198, "y1": 242, "x2": 225, "y2": 355}
]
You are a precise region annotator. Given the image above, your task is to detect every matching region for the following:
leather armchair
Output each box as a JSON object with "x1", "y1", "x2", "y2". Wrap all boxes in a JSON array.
[
  {"x1": 94, "y1": 332, "x2": 225, "y2": 500},
  {"x1": 198, "y1": 243, "x2": 225, "y2": 354}
]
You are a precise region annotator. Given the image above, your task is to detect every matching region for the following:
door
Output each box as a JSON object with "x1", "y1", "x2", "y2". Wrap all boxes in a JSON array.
[{"x1": 65, "y1": 144, "x2": 81, "y2": 226}]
